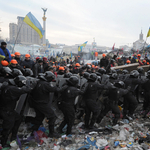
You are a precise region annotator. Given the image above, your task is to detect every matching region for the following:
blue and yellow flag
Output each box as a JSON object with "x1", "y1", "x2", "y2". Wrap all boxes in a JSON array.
[
  {"x1": 70, "y1": 51, "x2": 72, "y2": 58},
  {"x1": 147, "y1": 27, "x2": 150, "y2": 37},
  {"x1": 24, "y1": 12, "x2": 44, "y2": 39},
  {"x1": 78, "y1": 41, "x2": 88, "y2": 52}
]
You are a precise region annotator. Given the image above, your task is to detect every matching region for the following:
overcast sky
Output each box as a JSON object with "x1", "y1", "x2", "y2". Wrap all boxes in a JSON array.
[{"x1": 1, "y1": 0, "x2": 150, "y2": 47}]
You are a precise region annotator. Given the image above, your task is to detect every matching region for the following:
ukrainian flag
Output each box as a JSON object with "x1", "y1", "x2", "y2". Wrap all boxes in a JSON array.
[
  {"x1": 70, "y1": 51, "x2": 72, "y2": 58},
  {"x1": 78, "y1": 41, "x2": 88, "y2": 52},
  {"x1": 147, "y1": 27, "x2": 150, "y2": 37},
  {"x1": 24, "y1": 12, "x2": 44, "y2": 39}
]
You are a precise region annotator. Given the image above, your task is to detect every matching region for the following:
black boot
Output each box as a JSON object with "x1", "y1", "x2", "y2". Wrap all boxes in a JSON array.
[
  {"x1": 49, "y1": 125, "x2": 60, "y2": 138},
  {"x1": 1, "y1": 135, "x2": 9, "y2": 148},
  {"x1": 89, "y1": 120, "x2": 96, "y2": 129},
  {"x1": 57, "y1": 121, "x2": 66, "y2": 134}
]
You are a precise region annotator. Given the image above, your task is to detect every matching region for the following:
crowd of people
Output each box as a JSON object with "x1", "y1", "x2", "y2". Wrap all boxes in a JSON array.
[{"x1": 0, "y1": 42, "x2": 150, "y2": 148}]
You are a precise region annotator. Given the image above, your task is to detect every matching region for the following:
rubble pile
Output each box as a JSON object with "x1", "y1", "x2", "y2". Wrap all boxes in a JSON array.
[{"x1": 1, "y1": 110, "x2": 150, "y2": 150}]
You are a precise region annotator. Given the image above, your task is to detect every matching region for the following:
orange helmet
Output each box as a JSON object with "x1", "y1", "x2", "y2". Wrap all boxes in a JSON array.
[
  {"x1": 95, "y1": 66, "x2": 99, "y2": 69},
  {"x1": 25, "y1": 54, "x2": 30, "y2": 58},
  {"x1": 87, "y1": 63, "x2": 91, "y2": 65},
  {"x1": 102, "y1": 54, "x2": 106, "y2": 57},
  {"x1": 11, "y1": 59, "x2": 18, "y2": 64},
  {"x1": 137, "y1": 54, "x2": 141, "y2": 57},
  {"x1": 92, "y1": 65, "x2": 95, "y2": 68},
  {"x1": 1, "y1": 60, "x2": 9, "y2": 66},
  {"x1": 59, "y1": 67, "x2": 65, "y2": 71},
  {"x1": 143, "y1": 60, "x2": 146, "y2": 63},
  {"x1": 147, "y1": 62, "x2": 150, "y2": 65},
  {"x1": 14, "y1": 52, "x2": 21, "y2": 56},
  {"x1": 75, "y1": 63, "x2": 80, "y2": 67},
  {"x1": 126, "y1": 60, "x2": 131, "y2": 64},
  {"x1": 11, "y1": 54, "x2": 15, "y2": 57}
]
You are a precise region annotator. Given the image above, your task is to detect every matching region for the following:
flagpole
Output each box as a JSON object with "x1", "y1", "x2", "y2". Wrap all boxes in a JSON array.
[{"x1": 12, "y1": 20, "x2": 24, "y2": 53}]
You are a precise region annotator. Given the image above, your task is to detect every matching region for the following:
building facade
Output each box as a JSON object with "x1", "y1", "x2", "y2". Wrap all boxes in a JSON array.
[
  {"x1": 9, "y1": 16, "x2": 42, "y2": 45},
  {"x1": 9, "y1": 23, "x2": 18, "y2": 44},
  {"x1": 133, "y1": 30, "x2": 148, "y2": 51}
]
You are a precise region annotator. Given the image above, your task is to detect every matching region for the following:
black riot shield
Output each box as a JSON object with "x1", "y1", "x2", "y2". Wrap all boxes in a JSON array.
[
  {"x1": 57, "y1": 75, "x2": 64, "y2": 78},
  {"x1": 101, "y1": 74, "x2": 110, "y2": 84},
  {"x1": 17, "y1": 77, "x2": 38, "y2": 115},
  {"x1": 80, "y1": 78, "x2": 87, "y2": 88},
  {"x1": 15, "y1": 94, "x2": 28, "y2": 114},
  {"x1": 57, "y1": 78, "x2": 68, "y2": 87}
]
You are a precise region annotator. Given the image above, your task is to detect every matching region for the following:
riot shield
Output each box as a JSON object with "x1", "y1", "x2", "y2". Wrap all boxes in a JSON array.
[
  {"x1": 15, "y1": 93, "x2": 28, "y2": 114},
  {"x1": 101, "y1": 74, "x2": 110, "y2": 84}
]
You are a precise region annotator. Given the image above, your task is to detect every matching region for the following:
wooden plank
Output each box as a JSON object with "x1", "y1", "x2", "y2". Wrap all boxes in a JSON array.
[{"x1": 111, "y1": 63, "x2": 139, "y2": 73}]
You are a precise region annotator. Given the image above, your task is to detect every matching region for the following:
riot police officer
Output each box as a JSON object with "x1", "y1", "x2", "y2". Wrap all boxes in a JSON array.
[
  {"x1": 30, "y1": 71, "x2": 68, "y2": 138},
  {"x1": 141, "y1": 70, "x2": 150, "y2": 117},
  {"x1": 118, "y1": 69, "x2": 129, "y2": 81},
  {"x1": 58, "y1": 76, "x2": 84, "y2": 135},
  {"x1": 123, "y1": 70, "x2": 143, "y2": 119},
  {"x1": 0, "y1": 67, "x2": 13, "y2": 83},
  {"x1": 97, "y1": 81, "x2": 130, "y2": 125},
  {"x1": 109, "y1": 73, "x2": 118, "y2": 84},
  {"x1": 0, "y1": 75, "x2": 32, "y2": 147},
  {"x1": 84, "y1": 73, "x2": 106, "y2": 129}
]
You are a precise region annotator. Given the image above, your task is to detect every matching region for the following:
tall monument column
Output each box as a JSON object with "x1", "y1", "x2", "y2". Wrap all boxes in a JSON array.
[{"x1": 42, "y1": 8, "x2": 47, "y2": 47}]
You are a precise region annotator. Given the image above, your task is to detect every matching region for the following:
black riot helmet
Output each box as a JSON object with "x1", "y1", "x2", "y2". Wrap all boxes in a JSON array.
[
  {"x1": 114, "y1": 81, "x2": 125, "y2": 88},
  {"x1": 9, "y1": 75, "x2": 27, "y2": 87},
  {"x1": 12, "y1": 68, "x2": 23, "y2": 77},
  {"x1": 38, "y1": 73, "x2": 46, "y2": 81},
  {"x1": 67, "y1": 76, "x2": 79, "y2": 86},
  {"x1": 111, "y1": 59, "x2": 115, "y2": 63},
  {"x1": 24, "y1": 68, "x2": 33, "y2": 77},
  {"x1": 82, "y1": 65, "x2": 87, "y2": 70},
  {"x1": 44, "y1": 71, "x2": 55, "y2": 82},
  {"x1": 110, "y1": 73, "x2": 118, "y2": 79},
  {"x1": 98, "y1": 68, "x2": 106, "y2": 75},
  {"x1": 87, "y1": 65, "x2": 91, "y2": 69},
  {"x1": 83, "y1": 72, "x2": 90, "y2": 79},
  {"x1": 111, "y1": 69, "x2": 117, "y2": 74},
  {"x1": 122, "y1": 69, "x2": 129, "y2": 74},
  {"x1": 97, "y1": 76, "x2": 101, "y2": 83},
  {"x1": 146, "y1": 70, "x2": 150, "y2": 78},
  {"x1": 109, "y1": 69, "x2": 117, "y2": 75},
  {"x1": 2, "y1": 67, "x2": 12, "y2": 76},
  {"x1": 137, "y1": 67, "x2": 144, "y2": 74},
  {"x1": 64, "y1": 72, "x2": 72, "y2": 78},
  {"x1": 88, "y1": 73, "x2": 97, "y2": 82},
  {"x1": 130, "y1": 70, "x2": 139, "y2": 78},
  {"x1": 96, "y1": 72, "x2": 101, "y2": 76}
]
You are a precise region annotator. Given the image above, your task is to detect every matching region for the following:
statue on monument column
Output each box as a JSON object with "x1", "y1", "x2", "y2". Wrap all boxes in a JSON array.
[{"x1": 42, "y1": 8, "x2": 47, "y2": 16}]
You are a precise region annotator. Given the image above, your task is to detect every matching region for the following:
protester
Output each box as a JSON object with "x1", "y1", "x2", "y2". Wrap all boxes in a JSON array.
[
  {"x1": 131, "y1": 54, "x2": 138, "y2": 63},
  {"x1": 11, "y1": 54, "x2": 15, "y2": 59},
  {"x1": 14, "y1": 52, "x2": 22, "y2": 65},
  {"x1": 100, "y1": 54, "x2": 109, "y2": 69},
  {"x1": 33, "y1": 59, "x2": 44, "y2": 77},
  {"x1": 0, "y1": 42, "x2": 11, "y2": 62},
  {"x1": 43, "y1": 57, "x2": 49, "y2": 72},
  {"x1": 21, "y1": 54, "x2": 34, "y2": 69},
  {"x1": 137, "y1": 54, "x2": 144, "y2": 66}
]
